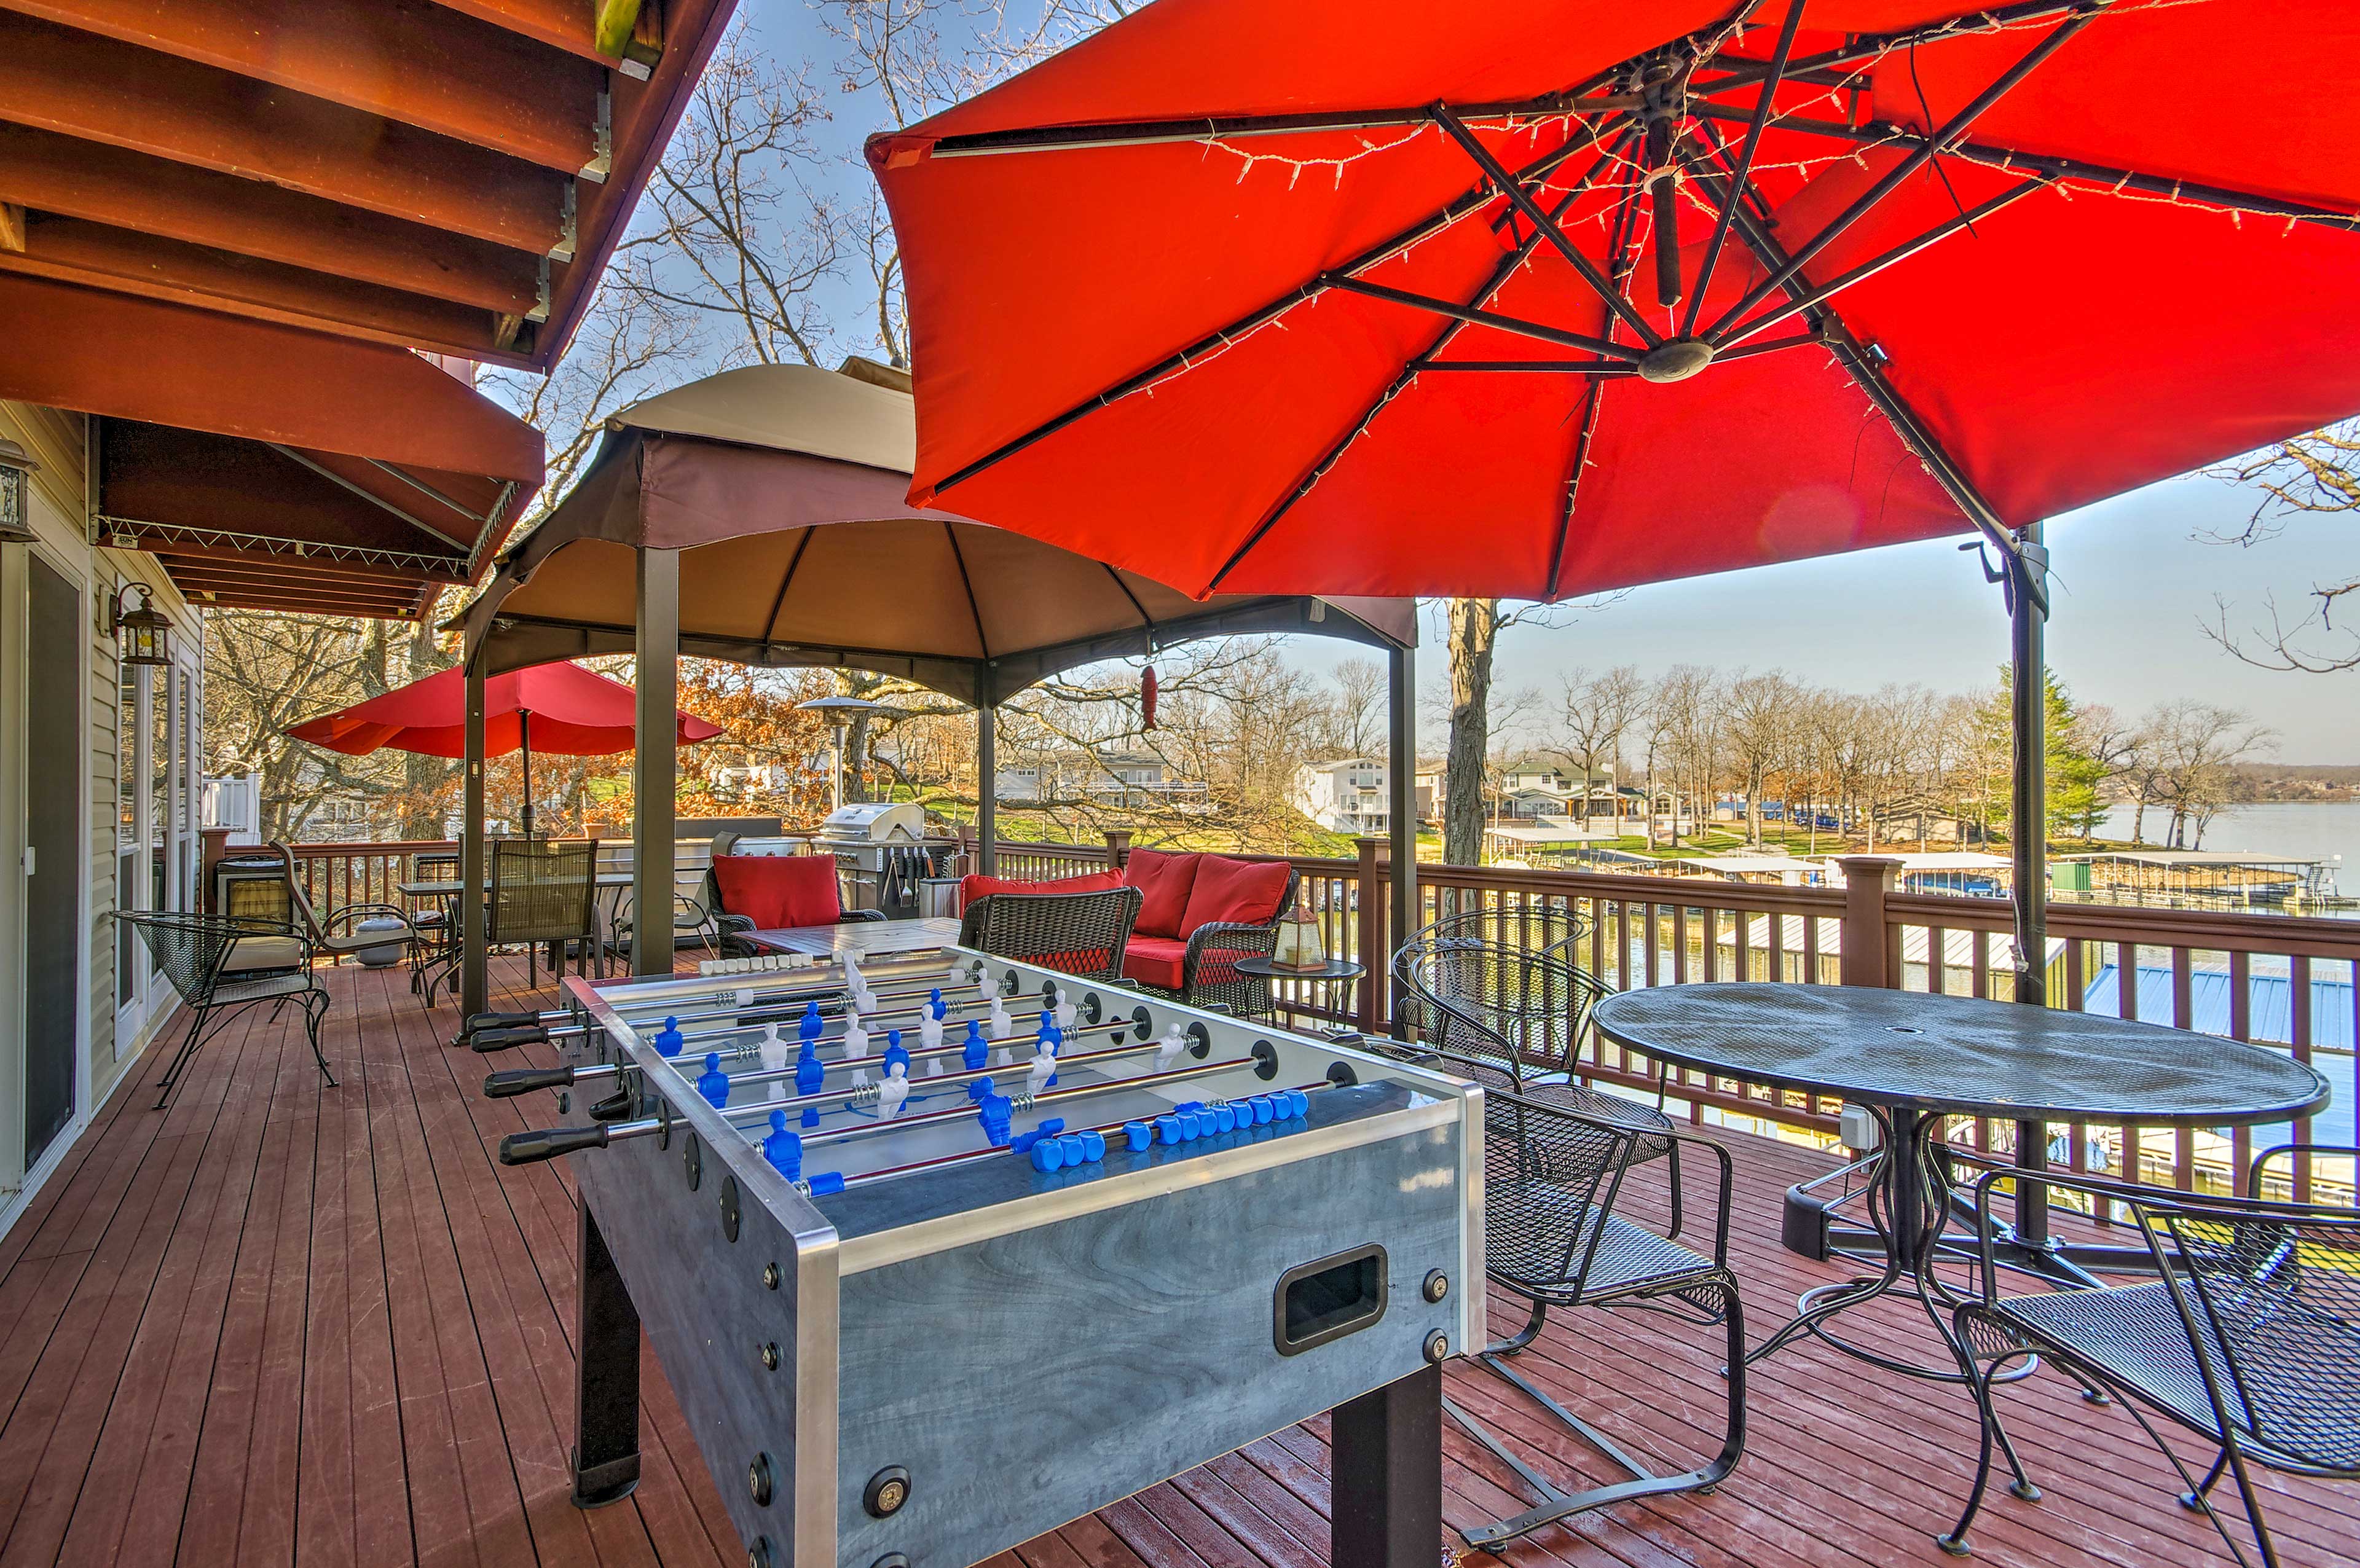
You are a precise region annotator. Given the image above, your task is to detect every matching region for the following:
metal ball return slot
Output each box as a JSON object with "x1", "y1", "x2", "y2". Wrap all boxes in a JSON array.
[
  {"x1": 474, "y1": 944, "x2": 1482, "y2": 1568},
  {"x1": 1275, "y1": 1244, "x2": 1388, "y2": 1356}
]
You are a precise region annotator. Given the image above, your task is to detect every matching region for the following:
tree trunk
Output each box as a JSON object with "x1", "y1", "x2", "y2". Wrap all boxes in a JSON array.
[
  {"x1": 1442, "y1": 598, "x2": 1498, "y2": 868},
  {"x1": 2130, "y1": 791, "x2": 2147, "y2": 845}
]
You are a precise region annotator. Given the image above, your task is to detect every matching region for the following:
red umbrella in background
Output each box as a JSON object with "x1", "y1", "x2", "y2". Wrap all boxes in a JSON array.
[
  {"x1": 869, "y1": 0, "x2": 2360, "y2": 602},
  {"x1": 288, "y1": 662, "x2": 723, "y2": 839}
]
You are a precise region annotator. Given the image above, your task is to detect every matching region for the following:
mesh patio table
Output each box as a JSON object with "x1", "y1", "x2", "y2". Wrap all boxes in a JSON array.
[{"x1": 1590, "y1": 982, "x2": 2330, "y2": 1382}]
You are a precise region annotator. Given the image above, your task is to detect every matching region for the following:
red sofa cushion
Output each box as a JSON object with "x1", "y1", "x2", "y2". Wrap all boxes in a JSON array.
[
  {"x1": 956, "y1": 869, "x2": 1123, "y2": 912},
  {"x1": 1121, "y1": 936, "x2": 1187, "y2": 992},
  {"x1": 1120, "y1": 849, "x2": 1201, "y2": 938},
  {"x1": 712, "y1": 855, "x2": 842, "y2": 930},
  {"x1": 1179, "y1": 855, "x2": 1291, "y2": 935}
]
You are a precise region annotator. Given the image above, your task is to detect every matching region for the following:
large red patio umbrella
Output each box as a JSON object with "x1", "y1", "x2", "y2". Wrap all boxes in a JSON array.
[
  {"x1": 869, "y1": 0, "x2": 2360, "y2": 602},
  {"x1": 288, "y1": 662, "x2": 722, "y2": 839}
]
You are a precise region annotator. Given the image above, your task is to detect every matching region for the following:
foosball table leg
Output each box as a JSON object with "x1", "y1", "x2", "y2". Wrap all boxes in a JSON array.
[
  {"x1": 572, "y1": 1204, "x2": 643, "y2": 1508},
  {"x1": 1330, "y1": 1363, "x2": 1443, "y2": 1567}
]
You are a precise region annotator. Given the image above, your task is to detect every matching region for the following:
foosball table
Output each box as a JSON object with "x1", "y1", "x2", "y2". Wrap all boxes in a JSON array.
[{"x1": 474, "y1": 943, "x2": 1484, "y2": 1568}]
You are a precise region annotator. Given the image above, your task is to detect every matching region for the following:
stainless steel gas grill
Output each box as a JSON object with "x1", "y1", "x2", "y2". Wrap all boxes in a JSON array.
[
  {"x1": 816, "y1": 802, "x2": 956, "y2": 919},
  {"x1": 479, "y1": 948, "x2": 1483, "y2": 1568}
]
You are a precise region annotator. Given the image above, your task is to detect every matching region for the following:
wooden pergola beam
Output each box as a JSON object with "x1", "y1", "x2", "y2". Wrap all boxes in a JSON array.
[
  {"x1": 0, "y1": 0, "x2": 605, "y2": 174},
  {"x1": 0, "y1": 122, "x2": 545, "y2": 315},
  {"x1": 0, "y1": 216, "x2": 518, "y2": 363},
  {"x1": 170, "y1": 566, "x2": 428, "y2": 604},
  {"x1": 0, "y1": 12, "x2": 570, "y2": 255},
  {"x1": 433, "y1": 0, "x2": 662, "y2": 76}
]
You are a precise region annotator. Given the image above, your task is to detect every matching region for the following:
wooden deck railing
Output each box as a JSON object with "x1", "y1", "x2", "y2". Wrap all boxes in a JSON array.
[{"x1": 280, "y1": 830, "x2": 2360, "y2": 1208}]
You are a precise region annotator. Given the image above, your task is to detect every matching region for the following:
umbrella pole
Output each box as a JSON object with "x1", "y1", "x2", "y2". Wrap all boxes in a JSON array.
[
  {"x1": 2007, "y1": 522, "x2": 2052, "y2": 1244},
  {"x1": 634, "y1": 549, "x2": 680, "y2": 978},
  {"x1": 520, "y1": 712, "x2": 533, "y2": 841},
  {"x1": 459, "y1": 659, "x2": 489, "y2": 1028},
  {"x1": 1386, "y1": 645, "x2": 1416, "y2": 1038}
]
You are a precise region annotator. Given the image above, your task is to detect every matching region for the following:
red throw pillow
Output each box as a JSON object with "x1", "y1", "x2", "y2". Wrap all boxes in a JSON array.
[
  {"x1": 1178, "y1": 854, "x2": 1290, "y2": 935},
  {"x1": 1120, "y1": 849, "x2": 1201, "y2": 939},
  {"x1": 956, "y1": 869, "x2": 1123, "y2": 912},
  {"x1": 712, "y1": 855, "x2": 843, "y2": 930}
]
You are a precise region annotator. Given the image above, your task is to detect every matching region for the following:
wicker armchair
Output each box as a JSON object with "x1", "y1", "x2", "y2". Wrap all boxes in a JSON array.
[
  {"x1": 489, "y1": 837, "x2": 602, "y2": 989},
  {"x1": 117, "y1": 910, "x2": 334, "y2": 1109},
  {"x1": 958, "y1": 885, "x2": 1142, "y2": 982},
  {"x1": 1439, "y1": 1067, "x2": 1746, "y2": 1550},
  {"x1": 1941, "y1": 1159, "x2": 2360, "y2": 1567},
  {"x1": 1122, "y1": 869, "x2": 1302, "y2": 1015}
]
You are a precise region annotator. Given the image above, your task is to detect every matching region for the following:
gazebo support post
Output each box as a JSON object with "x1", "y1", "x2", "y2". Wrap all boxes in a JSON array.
[
  {"x1": 2008, "y1": 522, "x2": 2051, "y2": 1242},
  {"x1": 975, "y1": 666, "x2": 997, "y2": 875},
  {"x1": 634, "y1": 549, "x2": 680, "y2": 978},
  {"x1": 459, "y1": 659, "x2": 488, "y2": 1025},
  {"x1": 1387, "y1": 645, "x2": 1417, "y2": 1037}
]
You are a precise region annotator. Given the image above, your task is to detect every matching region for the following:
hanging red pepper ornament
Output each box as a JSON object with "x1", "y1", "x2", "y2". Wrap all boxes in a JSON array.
[{"x1": 1141, "y1": 665, "x2": 1158, "y2": 731}]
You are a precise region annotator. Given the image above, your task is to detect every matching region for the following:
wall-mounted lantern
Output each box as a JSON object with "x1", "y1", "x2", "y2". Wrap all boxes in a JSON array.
[
  {"x1": 109, "y1": 581, "x2": 171, "y2": 667},
  {"x1": 0, "y1": 435, "x2": 39, "y2": 543}
]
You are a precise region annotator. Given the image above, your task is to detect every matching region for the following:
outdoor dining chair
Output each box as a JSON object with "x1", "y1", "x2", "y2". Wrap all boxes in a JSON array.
[
  {"x1": 1389, "y1": 1017, "x2": 1746, "y2": 1551},
  {"x1": 956, "y1": 885, "x2": 1142, "y2": 982},
  {"x1": 488, "y1": 837, "x2": 602, "y2": 989},
  {"x1": 117, "y1": 909, "x2": 333, "y2": 1109},
  {"x1": 1398, "y1": 939, "x2": 1683, "y2": 1233},
  {"x1": 1941, "y1": 1156, "x2": 2360, "y2": 1568}
]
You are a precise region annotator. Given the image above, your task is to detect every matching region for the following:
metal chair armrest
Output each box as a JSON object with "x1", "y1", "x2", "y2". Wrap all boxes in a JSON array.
[
  {"x1": 1659, "y1": 1124, "x2": 1737, "y2": 1267},
  {"x1": 714, "y1": 912, "x2": 755, "y2": 936},
  {"x1": 2247, "y1": 1142, "x2": 2360, "y2": 1200}
]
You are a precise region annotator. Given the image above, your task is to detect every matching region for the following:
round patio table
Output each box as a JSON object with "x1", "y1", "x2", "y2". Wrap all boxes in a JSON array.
[{"x1": 1590, "y1": 982, "x2": 2330, "y2": 1382}]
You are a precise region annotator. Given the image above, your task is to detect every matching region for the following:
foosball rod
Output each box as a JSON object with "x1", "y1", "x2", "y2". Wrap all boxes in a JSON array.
[
  {"x1": 604, "y1": 965, "x2": 988, "y2": 1021},
  {"x1": 600, "y1": 976, "x2": 1006, "y2": 1038},
  {"x1": 485, "y1": 1010, "x2": 1178, "y2": 1099},
  {"x1": 835, "y1": 1080, "x2": 1332, "y2": 1190},
  {"x1": 641, "y1": 984, "x2": 1013, "y2": 1048},
  {"x1": 500, "y1": 1053, "x2": 1266, "y2": 1166}
]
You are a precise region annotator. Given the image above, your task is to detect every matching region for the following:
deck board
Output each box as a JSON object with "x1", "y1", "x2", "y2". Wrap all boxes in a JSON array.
[{"x1": 1, "y1": 954, "x2": 2354, "y2": 1568}]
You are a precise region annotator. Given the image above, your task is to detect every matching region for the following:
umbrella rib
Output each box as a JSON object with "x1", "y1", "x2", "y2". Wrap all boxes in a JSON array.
[
  {"x1": 1099, "y1": 563, "x2": 1156, "y2": 631},
  {"x1": 942, "y1": 522, "x2": 993, "y2": 659},
  {"x1": 1700, "y1": 2, "x2": 2106, "y2": 342},
  {"x1": 1684, "y1": 127, "x2": 2023, "y2": 569},
  {"x1": 1690, "y1": 0, "x2": 2093, "y2": 98},
  {"x1": 1710, "y1": 175, "x2": 2053, "y2": 348},
  {"x1": 1545, "y1": 161, "x2": 1647, "y2": 600},
  {"x1": 1198, "y1": 130, "x2": 1639, "y2": 596},
  {"x1": 1686, "y1": 102, "x2": 2360, "y2": 232},
  {"x1": 927, "y1": 117, "x2": 1632, "y2": 497},
  {"x1": 1682, "y1": 0, "x2": 1807, "y2": 337},
  {"x1": 1323, "y1": 276, "x2": 1645, "y2": 362},
  {"x1": 914, "y1": 91, "x2": 1638, "y2": 159},
  {"x1": 1410, "y1": 360, "x2": 1633, "y2": 375},
  {"x1": 1430, "y1": 104, "x2": 1661, "y2": 347}
]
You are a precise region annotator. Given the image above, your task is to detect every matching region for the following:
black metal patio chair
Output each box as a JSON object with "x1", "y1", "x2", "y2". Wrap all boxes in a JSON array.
[
  {"x1": 216, "y1": 842, "x2": 420, "y2": 970},
  {"x1": 117, "y1": 909, "x2": 334, "y2": 1109},
  {"x1": 1398, "y1": 939, "x2": 1683, "y2": 1233},
  {"x1": 1432, "y1": 1067, "x2": 1747, "y2": 1551},
  {"x1": 1941, "y1": 1161, "x2": 2360, "y2": 1568},
  {"x1": 958, "y1": 885, "x2": 1142, "y2": 982}
]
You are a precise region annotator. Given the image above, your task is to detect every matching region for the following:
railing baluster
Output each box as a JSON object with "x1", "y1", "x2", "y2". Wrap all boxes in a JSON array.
[
  {"x1": 2173, "y1": 946, "x2": 2198, "y2": 1192},
  {"x1": 2292, "y1": 954, "x2": 2315, "y2": 1204},
  {"x1": 1927, "y1": 924, "x2": 1947, "y2": 996},
  {"x1": 2228, "y1": 948, "x2": 2253, "y2": 1195}
]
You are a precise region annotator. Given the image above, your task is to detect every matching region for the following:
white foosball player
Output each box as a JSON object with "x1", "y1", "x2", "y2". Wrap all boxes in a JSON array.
[
  {"x1": 760, "y1": 1022, "x2": 790, "y2": 1102},
  {"x1": 876, "y1": 1060, "x2": 910, "y2": 1120}
]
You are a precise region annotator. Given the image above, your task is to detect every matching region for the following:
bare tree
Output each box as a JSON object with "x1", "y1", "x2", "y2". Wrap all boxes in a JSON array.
[
  {"x1": 2207, "y1": 424, "x2": 2360, "y2": 671},
  {"x1": 1552, "y1": 665, "x2": 1642, "y2": 832},
  {"x1": 2141, "y1": 699, "x2": 2276, "y2": 849},
  {"x1": 1721, "y1": 670, "x2": 1803, "y2": 845},
  {"x1": 1323, "y1": 656, "x2": 1389, "y2": 759}
]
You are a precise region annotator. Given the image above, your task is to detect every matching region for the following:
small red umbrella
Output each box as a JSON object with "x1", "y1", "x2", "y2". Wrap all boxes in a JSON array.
[
  {"x1": 870, "y1": 0, "x2": 2360, "y2": 600},
  {"x1": 288, "y1": 661, "x2": 722, "y2": 838}
]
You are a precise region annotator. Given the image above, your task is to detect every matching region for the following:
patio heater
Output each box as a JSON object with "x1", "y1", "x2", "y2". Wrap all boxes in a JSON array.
[{"x1": 797, "y1": 694, "x2": 899, "y2": 812}]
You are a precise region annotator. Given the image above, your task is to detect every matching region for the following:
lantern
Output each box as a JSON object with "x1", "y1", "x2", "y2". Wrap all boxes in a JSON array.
[
  {"x1": 1271, "y1": 904, "x2": 1328, "y2": 971},
  {"x1": 0, "y1": 435, "x2": 37, "y2": 543},
  {"x1": 110, "y1": 582, "x2": 171, "y2": 668}
]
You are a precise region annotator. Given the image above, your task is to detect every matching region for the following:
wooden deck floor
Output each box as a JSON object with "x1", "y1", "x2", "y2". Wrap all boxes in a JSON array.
[{"x1": 2, "y1": 955, "x2": 2355, "y2": 1568}]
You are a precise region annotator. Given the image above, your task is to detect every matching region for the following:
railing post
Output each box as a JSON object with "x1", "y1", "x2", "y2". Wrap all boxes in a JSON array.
[
  {"x1": 1835, "y1": 856, "x2": 1901, "y2": 989},
  {"x1": 198, "y1": 826, "x2": 233, "y2": 912},
  {"x1": 1355, "y1": 836, "x2": 1385, "y2": 1034},
  {"x1": 1103, "y1": 828, "x2": 1132, "y2": 869}
]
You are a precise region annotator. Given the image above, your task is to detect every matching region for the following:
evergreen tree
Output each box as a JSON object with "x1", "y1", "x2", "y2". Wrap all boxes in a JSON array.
[{"x1": 1973, "y1": 667, "x2": 2102, "y2": 843}]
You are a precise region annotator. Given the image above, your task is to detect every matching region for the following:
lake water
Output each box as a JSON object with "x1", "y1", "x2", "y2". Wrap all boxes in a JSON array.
[{"x1": 2095, "y1": 799, "x2": 2360, "y2": 888}]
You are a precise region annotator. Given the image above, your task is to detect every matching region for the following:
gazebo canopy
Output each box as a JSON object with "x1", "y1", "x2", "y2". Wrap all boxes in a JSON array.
[{"x1": 457, "y1": 359, "x2": 1413, "y2": 705}]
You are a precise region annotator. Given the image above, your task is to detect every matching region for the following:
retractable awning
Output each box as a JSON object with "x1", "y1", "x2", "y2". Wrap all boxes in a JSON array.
[{"x1": 1, "y1": 273, "x2": 545, "y2": 617}]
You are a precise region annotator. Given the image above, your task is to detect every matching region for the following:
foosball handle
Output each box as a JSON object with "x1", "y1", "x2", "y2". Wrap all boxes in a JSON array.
[
  {"x1": 471, "y1": 1025, "x2": 549, "y2": 1054},
  {"x1": 465, "y1": 1009, "x2": 542, "y2": 1035},
  {"x1": 499, "y1": 1124, "x2": 611, "y2": 1166},
  {"x1": 484, "y1": 1066, "x2": 574, "y2": 1099}
]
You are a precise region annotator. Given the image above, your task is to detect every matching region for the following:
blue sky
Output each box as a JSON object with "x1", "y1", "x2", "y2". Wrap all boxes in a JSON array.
[{"x1": 685, "y1": 6, "x2": 2360, "y2": 759}]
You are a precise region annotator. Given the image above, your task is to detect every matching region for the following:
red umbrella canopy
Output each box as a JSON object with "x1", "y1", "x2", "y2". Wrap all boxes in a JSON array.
[
  {"x1": 286, "y1": 661, "x2": 723, "y2": 758},
  {"x1": 871, "y1": 0, "x2": 2360, "y2": 601}
]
